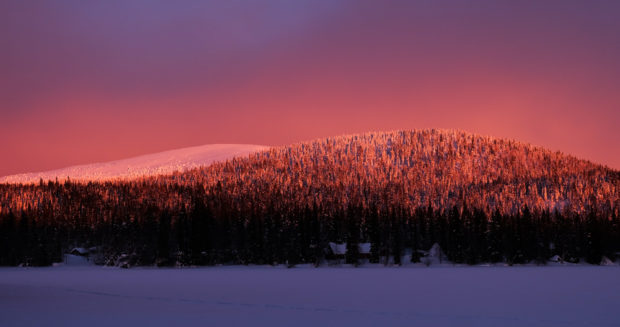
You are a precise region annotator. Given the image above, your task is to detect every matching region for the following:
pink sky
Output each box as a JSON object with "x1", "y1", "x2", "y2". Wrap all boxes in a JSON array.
[{"x1": 1, "y1": 0, "x2": 619, "y2": 176}]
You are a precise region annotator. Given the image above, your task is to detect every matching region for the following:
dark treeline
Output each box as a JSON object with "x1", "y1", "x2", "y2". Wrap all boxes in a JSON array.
[{"x1": 1, "y1": 190, "x2": 618, "y2": 267}]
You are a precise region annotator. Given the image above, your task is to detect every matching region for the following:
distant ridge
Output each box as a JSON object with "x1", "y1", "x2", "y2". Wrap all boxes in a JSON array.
[{"x1": 0, "y1": 144, "x2": 268, "y2": 184}]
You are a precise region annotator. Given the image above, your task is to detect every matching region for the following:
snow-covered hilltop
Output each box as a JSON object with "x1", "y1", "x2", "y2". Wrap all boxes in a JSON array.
[{"x1": 0, "y1": 144, "x2": 268, "y2": 184}]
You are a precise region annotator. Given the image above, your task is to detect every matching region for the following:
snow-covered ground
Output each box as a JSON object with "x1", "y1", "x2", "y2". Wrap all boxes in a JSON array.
[
  {"x1": 0, "y1": 144, "x2": 268, "y2": 184},
  {"x1": 1, "y1": 265, "x2": 619, "y2": 327}
]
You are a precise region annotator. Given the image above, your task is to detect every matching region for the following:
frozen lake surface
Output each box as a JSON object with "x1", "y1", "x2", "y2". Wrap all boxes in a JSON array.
[{"x1": 1, "y1": 265, "x2": 619, "y2": 327}]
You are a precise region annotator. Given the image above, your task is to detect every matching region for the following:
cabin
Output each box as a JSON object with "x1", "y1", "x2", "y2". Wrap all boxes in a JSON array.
[
  {"x1": 326, "y1": 242, "x2": 372, "y2": 262},
  {"x1": 358, "y1": 242, "x2": 371, "y2": 259},
  {"x1": 327, "y1": 242, "x2": 347, "y2": 260},
  {"x1": 70, "y1": 247, "x2": 89, "y2": 256},
  {"x1": 549, "y1": 255, "x2": 563, "y2": 263}
]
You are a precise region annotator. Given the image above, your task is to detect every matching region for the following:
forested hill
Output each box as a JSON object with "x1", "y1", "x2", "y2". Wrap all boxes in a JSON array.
[
  {"x1": 1, "y1": 129, "x2": 619, "y2": 267},
  {"x1": 2, "y1": 129, "x2": 618, "y2": 218},
  {"x1": 159, "y1": 129, "x2": 619, "y2": 217}
]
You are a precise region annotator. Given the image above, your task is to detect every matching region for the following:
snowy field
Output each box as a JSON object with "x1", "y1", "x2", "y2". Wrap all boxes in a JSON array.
[{"x1": 1, "y1": 265, "x2": 619, "y2": 327}]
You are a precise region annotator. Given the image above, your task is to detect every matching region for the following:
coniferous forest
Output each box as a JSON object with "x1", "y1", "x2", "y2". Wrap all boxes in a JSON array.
[{"x1": 1, "y1": 130, "x2": 618, "y2": 267}]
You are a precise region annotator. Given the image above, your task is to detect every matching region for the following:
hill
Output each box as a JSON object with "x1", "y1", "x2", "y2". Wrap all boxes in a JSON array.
[
  {"x1": 163, "y1": 129, "x2": 618, "y2": 216},
  {"x1": 0, "y1": 144, "x2": 267, "y2": 184},
  {"x1": 0, "y1": 129, "x2": 618, "y2": 267}
]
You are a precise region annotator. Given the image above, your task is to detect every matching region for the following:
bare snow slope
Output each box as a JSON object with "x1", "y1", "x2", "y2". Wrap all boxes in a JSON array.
[{"x1": 0, "y1": 144, "x2": 268, "y2": 184}]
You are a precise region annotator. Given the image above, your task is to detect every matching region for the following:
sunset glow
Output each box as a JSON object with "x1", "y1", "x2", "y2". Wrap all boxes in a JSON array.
[
  {"x1": 2, "y1": 0, "x2": 619, "y2": 176},
  {"x1": 1, "y1": 3, "x2": 620, "y2": 324}
]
